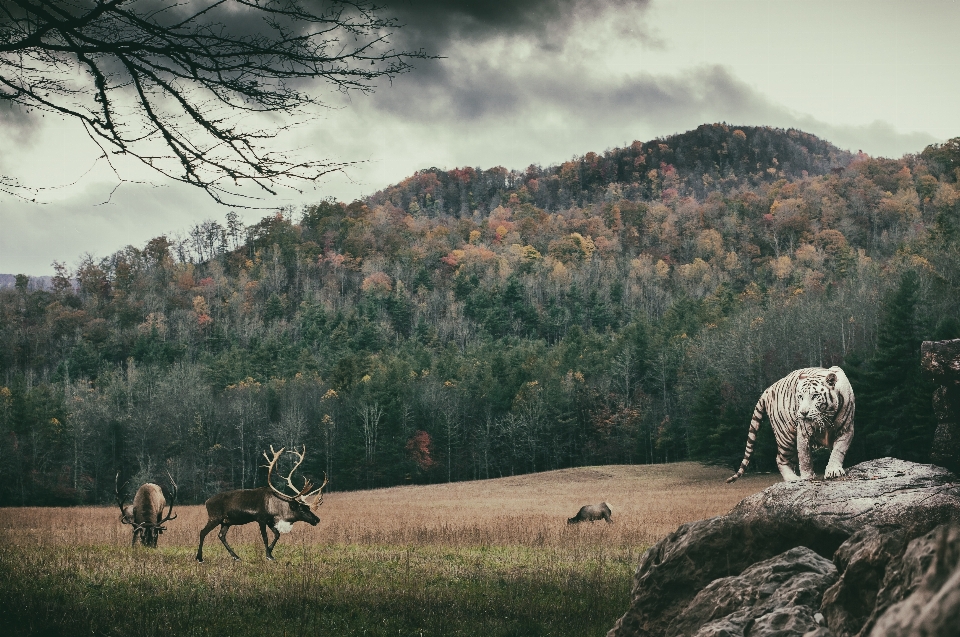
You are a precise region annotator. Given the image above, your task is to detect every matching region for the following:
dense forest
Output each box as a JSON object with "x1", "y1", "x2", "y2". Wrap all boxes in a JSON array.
[{"x1": 2, "y1": 124, "x2": 959, "y2": 506}]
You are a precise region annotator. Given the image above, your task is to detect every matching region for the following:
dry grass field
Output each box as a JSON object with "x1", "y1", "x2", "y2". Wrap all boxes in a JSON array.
[{"x1": 0, "y1": 463, "x2": 776, "y2": 637}]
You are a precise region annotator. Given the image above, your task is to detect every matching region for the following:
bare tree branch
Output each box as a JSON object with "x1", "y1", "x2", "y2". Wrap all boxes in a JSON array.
[{"x1": 0, "y1": 0, "x2": 430, "y2": 205}]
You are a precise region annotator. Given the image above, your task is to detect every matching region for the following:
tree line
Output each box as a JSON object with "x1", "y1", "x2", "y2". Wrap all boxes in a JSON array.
[{"x1": 2, "y1": 124, "x2": 958, "y2": 506}]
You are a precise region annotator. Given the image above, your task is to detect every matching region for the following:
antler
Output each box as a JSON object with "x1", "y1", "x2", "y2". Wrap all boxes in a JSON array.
[
  {"x1": 158, "y1": 470, "x2": 178, "y2": 524},
  {"x1": 115, "y1": 472, "x2": 132, "y2": 525},
  {"x1": 306, "y1": 472, "x2": 329, "y2": 510},
  {"x1": 282, "y1": 446, "x2": 313, "y2": 498},
  {"x1": 262, "y1": 446, "x2": 295, "y2": 501},
  {"x1": 262, "y1": 445, "x2": 321, "y2": 503}
]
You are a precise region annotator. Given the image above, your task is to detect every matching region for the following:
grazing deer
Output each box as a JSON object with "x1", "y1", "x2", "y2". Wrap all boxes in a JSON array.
[
  {"x1": 567, "y1": 502, "x2": 613, "y2": 524},
  {"x1": 196, "y1": 446, "x2": 328, "y2": 562},
  {"x1": 115, "y1": 472, "x2": 178, "y2": 547}
]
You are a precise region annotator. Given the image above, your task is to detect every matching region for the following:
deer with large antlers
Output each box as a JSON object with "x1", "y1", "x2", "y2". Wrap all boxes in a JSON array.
[
  {"x1": 196, "y1": 446, "x2": 328, "y2": 562},
  {"x1": 115, "y1": 472, "x2": 178, "y2": 548}
]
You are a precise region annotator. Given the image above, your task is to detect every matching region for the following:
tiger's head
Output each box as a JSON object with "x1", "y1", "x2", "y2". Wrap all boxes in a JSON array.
[{"x1": 796, "y1": 372, "x2": 840, "y2": 433}]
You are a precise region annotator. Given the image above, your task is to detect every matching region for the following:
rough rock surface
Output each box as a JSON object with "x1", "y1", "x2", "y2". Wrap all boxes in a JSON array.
[
  {"x1": 819, "y1": 525, "x2": 909, "y2": 635},
  {"x1": 922, "y1": 339, "x2": 960, "y2": 475},
  {"x1": 607, "y1": 458, "x2": 960, "y2": 637},
  {"x1": 667, "y1": 546, "x2": 837, "y2": 637},
  {"x1": 867, "y1": 524, "x2": 960, "y2": 637}
]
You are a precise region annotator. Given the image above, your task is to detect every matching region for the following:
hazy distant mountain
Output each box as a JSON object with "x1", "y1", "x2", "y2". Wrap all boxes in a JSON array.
[{"x1": 0, "y1": 274, "x2": 52, "y2": 290}]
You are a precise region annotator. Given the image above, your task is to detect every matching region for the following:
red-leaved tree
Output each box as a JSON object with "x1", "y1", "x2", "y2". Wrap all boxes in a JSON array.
[{"x1": 405, "y1": 430, "x2": 435, "y2": 471}]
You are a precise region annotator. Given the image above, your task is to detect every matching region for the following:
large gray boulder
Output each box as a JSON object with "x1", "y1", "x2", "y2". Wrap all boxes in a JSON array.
[
  {"x1": 607, "y1": 458, "x2": 960, "y2": 637},
  {"x1": 667, "y1": 546, "x2": 837, "y2": 637},
  {"x1": 866, "y1": 524, "x2": 960, "y2": 637},
  {"x1": 819, "y1": 525, "x2": 912, "y2": 635}
]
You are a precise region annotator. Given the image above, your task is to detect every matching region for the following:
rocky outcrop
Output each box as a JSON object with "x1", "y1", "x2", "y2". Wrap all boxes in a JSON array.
[
  {"x1": 866, "y1": 524, "x2": 960, "y2": 637},
  {"x1": 607, "y1": 458, "x2": 960, "y2": 637},
  {"x1": 667, "y1": 546, "x2": 836, "y2": 637},
  {"x1": 819, "y1": 525, "x2": 910, "y2": 635},
  {"x1": 922, "y1": 339, "x2": 960, "y2": 475}
]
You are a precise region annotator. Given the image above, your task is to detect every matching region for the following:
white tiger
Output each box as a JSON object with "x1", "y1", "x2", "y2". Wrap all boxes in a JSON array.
[{"x1": 726, "y1": 366, "x2": 855, "y2": 483}]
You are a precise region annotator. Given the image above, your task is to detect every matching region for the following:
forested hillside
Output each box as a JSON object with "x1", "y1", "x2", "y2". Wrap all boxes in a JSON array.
[{"x1": 2, "y1": 124, "x2": 959, "y2": 506}]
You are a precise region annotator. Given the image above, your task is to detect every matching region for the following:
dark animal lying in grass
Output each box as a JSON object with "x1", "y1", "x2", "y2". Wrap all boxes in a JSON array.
[{"x1": 567, "y1": 502, "x2": 613, "y2": 524}]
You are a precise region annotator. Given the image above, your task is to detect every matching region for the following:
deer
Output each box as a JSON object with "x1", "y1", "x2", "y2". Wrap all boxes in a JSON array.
[
  {"x1": 196, "y1": 445, "x2": 328, "y2": 563},
  {"x1": 115, "y1": 472, "x2": 178, "y2": 547},
  {"x1": 567, "y1": 502, "x2": 613, "y2": 524}
]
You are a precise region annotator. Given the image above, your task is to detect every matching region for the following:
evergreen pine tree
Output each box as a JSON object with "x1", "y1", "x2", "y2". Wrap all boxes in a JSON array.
[
  {"x1": 689, "y1": 375, "x2": 773, "y2": 470},
  {"x1": 264, "y1": 293, "x2": 286, "y2": 322},
  {"x1": 851, "y1": 271, "x2": 936, "y2": 462},
  {"x1": 689, "y1": 376, "x2": 735, "y2": 462}
]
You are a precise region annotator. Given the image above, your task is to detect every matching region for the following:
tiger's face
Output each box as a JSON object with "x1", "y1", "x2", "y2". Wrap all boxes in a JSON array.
[{"x1": 796, "y1": 372, "x2": 840, "y2": 433}]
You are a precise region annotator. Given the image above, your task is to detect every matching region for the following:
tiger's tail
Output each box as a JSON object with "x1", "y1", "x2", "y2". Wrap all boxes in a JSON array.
[{"x1": 726, "y1": 395, "x2": 766, "y2": 483}]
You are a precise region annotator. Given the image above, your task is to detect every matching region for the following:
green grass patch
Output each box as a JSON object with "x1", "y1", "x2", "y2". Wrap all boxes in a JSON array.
[{"x1": 0, "y1": 542, "x2": 636, "y2": 637}]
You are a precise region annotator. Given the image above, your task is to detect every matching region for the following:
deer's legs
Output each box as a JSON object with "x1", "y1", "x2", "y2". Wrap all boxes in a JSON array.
[
  {"x1": 196, "y1": 519, "x2": 220, "y2": 562},
  {"x1": 267, "y1": 524, "x2": 281, "y2": 553},
  {"x1": 258, "y1": 522, "x2": 278, "y2": 561},
  {"x1": 218, "y1": 524, "x2": 241, "y2": 561}
]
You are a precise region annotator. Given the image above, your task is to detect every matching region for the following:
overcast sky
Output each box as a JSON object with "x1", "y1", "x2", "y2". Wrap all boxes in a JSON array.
[{"x1": 2, "y1": 0, "x2": 959, "y2": 275}]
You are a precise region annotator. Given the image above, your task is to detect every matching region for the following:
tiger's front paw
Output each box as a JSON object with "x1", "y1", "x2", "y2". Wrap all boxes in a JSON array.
[
  {"x1": 824, "y1": 464, "x2": 846, "y2": 479},
  {"x1": 778, "y1": 464, "x2": 805, "y2": 482}
]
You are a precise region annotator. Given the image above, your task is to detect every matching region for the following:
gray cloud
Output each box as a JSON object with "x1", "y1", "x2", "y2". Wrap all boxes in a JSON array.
[
  {"x1": 360, "y1": 2, "x2": 764, "y2": 131},
  {"x1": 790, "y1": 119, "x2": 938, "y2": 159},
  {"x1": 368, "y1": 55, "x2": 784, "y2": 131},
  {"x1": 0, "y1": 102, "x2": 40, "y2": 144},
  {"x1": 0, "y1": 0, "x2": 655, "y2": 162},
  {"x1": 374, "y1": 0, "x2": 659, "y2": 102},
  {"x1": 383, "y1": 0, "x2": 652, "y2": 50},
  {"x1": 362, "y1": 48, "x2": 935, "y2": 162}
]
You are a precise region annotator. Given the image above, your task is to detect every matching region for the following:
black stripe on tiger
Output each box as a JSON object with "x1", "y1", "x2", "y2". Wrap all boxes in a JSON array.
[{"x1": 726, "y1": 398, "x2": 766, "y2": 483}]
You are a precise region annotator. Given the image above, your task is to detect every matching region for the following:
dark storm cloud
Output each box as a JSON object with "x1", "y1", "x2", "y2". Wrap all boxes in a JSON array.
[
  {"x1": 154, "y1": 1, "x2": 649, "y2": 56},
  {"x1": 349, "y1": 0, "x2": 691, "y2": 128},
  {"x1": 381, "y1": 0, "x2": 653, "y2": 51},
  {"x1": 145, "y1": 0, "x2": 654, "y2": 49}
]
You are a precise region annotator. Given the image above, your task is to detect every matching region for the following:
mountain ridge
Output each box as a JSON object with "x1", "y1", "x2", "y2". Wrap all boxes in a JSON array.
[{"x1": 368, "y1": 124, "x2": 855, "y2": 217}]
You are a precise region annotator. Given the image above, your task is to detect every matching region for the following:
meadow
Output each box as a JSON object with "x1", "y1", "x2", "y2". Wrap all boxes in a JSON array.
[{"x1": 0, "y1": 463, "x2": 776, "y2": 636}]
